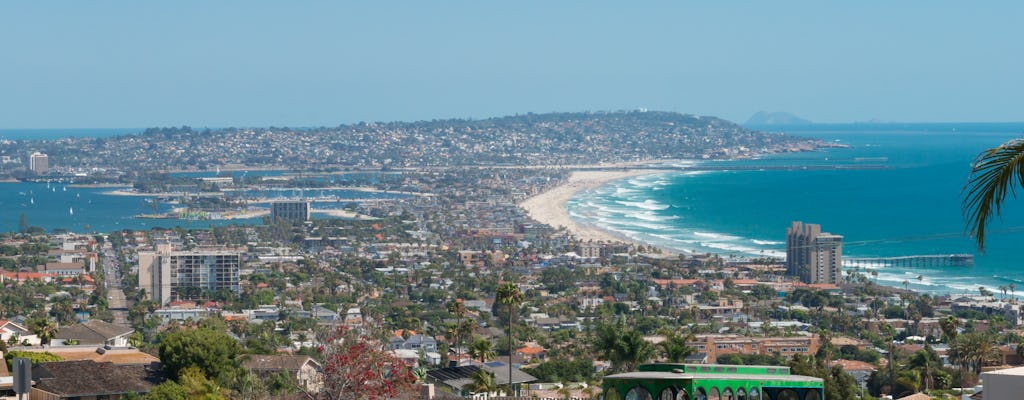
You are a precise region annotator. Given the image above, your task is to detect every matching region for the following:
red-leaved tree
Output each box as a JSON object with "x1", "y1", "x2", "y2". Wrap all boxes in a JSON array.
[{"x1": 312, "y1": 326, "x2": 417, "y2": 400}]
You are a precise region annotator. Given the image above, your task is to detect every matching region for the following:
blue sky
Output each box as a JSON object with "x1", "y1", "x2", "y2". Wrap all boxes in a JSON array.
[{"x1": 1, "y1": 1, "x2": 1022, "y2": 128}]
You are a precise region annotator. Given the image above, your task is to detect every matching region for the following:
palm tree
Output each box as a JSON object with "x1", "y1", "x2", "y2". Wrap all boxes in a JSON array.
[
  {"x1": 468, "y1": 368, "x2": 498, "y2": 399},
  {"x1": 496, "y1": 282, "x2": 524, "y2": 395},
  {"x1": 907, "y1": 346, "x2": 941, "y2": 391},
  {"x1": 658, "y1": 330, "x2": 695, "y2": 363},
  {"x1": 1011, "y1": 283, "x2": 1017, "y2": 302},
  {"x1": 964, "y1": 139, "x2": 1024, "y2": 250},
  {"x1": 448, "y1": 299, "x2": 467, "y2": 358},
  {"x1": 30, "y1": 317, "x2": 58, "y2": 345},
  {"x1": 469, "y1": 337, "x2": 496, "y2": 363},
  {"x1": 940, "y1": 315, "x2": 960, "y2": 342}
]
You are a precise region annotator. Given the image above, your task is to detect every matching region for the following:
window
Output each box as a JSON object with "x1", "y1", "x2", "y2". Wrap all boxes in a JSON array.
[
  {"x1": 777, "y1": 389, "x2": 799, "y2": 400},
  {"x1": 626, "y1": 386, "x2": 652, "y2": 400},
  {"x1": 606, "y1": 387, "x2": 621, "y2": 400},
  {"x1": 803, "y1": 390, "x2": 820, "y2": 400},
  {"x1": 748, "y1": 388, "x2": 760, "y2": 400},
  {"x1": 660, "y1": 388, "x2": 675, "y2": 400},
  {"x1": 694, "y1": 387, "x2": 708, "y2": 400},
  {"x1": 736, "y1": 388, "x2": 746, "y2": 400},
  {"x1": 722, "y1": 388, "x2": 734, "y2": 400},
  {"x1": 676, "y1": 388, "x2": 689, "y2": 400},
  {"x1": 709, "y1": 387, "x2": 721, "y2": 400}
]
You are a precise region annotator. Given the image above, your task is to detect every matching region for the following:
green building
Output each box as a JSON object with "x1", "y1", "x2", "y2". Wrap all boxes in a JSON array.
[{"x1": 602, "y1": 363, "x2": 824, "y2": 400}]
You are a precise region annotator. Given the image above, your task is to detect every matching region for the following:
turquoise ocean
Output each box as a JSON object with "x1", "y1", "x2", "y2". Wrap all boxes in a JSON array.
[{"x1": 568, "y1": 123, "x2": 1024, "y2": 295}]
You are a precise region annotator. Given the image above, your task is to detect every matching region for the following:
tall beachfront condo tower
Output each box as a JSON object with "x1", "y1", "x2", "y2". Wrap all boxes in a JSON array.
[
  {"x1": 138, "y1": 243, "x2": 241, "y2": 305},
  {"x1": 271, "y1": 201, "x2": 311, "y2": 223},
  {"x1": 28, "y1": 151, "x2": 48, "y2": 175},
  {"x1": 786, "y1": 221, "x2": 843, "y2": 284}
]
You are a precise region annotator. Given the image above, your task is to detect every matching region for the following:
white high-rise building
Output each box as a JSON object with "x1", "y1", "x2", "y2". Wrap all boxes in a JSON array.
[
  {"x1": 138, "y1": 243, "x2": 241, "y2": 305},
  {"x1": 786, "y1": 221, "x2": 843, "y2": 284},
  {"x1": 29, "y1": 152, "x2": 48, "y2": 175}
]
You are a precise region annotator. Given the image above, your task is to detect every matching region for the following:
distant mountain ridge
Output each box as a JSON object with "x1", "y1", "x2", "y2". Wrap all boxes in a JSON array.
[{"x1": 746, "y1": 111, "x2": 812, "y2": 126}]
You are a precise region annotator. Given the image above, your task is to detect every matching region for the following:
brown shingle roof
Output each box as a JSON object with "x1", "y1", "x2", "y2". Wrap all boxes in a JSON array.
[
  {"x1": 32, "y1": 360, "x2": 161, "y2": 396},
  {"x1": 54, "y1": 320, "x2": 133, "y2": 344}
]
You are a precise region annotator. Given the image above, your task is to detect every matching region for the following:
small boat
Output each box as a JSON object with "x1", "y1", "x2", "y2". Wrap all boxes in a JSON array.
[
  {"x1": 30, "y1": 198, "x2": 34, "y2": 205},
  {"x1": 69, "y1": 207, "x2": 74, "y2": 216}
]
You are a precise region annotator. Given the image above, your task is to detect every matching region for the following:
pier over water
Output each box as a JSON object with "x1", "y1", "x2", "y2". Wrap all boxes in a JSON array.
[{"x1": 844, "y1": 254, "x2": 974, "y2": 268}]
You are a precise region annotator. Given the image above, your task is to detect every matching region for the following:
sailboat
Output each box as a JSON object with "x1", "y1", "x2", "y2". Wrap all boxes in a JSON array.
[
  {"x1": 69, "y1": 207, "x2": 74, "y2": 216},
  {"x1": 30, "y1": 197, "x2": 34, "y2": 205}
]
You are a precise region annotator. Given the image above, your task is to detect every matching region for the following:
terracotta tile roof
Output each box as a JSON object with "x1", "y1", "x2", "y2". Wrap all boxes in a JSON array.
[
  {"x1": 833, "y1": 359, "x2": 877, "y2": 372},
  {"x1": 242, "y1": 354, "x2": 320, "y2": 372}
]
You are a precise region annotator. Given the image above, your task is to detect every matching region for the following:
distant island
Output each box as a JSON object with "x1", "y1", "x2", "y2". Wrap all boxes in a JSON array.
[{"x1": 746, "y1": 111, "x2": 812, "y2": 126}]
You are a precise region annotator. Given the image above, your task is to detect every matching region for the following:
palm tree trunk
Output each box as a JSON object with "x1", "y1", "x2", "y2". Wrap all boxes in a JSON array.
[{"x1": 507, "y1": 303, "x2": 514, "y2": 397}]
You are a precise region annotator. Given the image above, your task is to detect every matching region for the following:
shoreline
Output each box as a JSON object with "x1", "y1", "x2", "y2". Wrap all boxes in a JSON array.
[{"x1": 519, "y1": 168, "x2": 671, "y2": 247}]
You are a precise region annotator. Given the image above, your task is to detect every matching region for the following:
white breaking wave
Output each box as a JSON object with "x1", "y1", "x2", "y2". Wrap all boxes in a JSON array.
[
  {"x1": 693, "y1": 231, "x2": 740, "y2": 241},
  {"x1": 752, "y1": 239, "x2": 783, "y2": 245},
  {"x1": 615, "y1": 199, "x2": 669, "y2": 211}
]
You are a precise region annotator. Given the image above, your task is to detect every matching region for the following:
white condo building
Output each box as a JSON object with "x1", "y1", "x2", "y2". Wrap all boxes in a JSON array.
[{"x1": 138, "y1": 243, "x2": 241, "y2": 305}]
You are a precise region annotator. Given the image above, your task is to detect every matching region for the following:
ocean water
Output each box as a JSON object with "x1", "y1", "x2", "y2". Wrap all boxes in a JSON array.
[
  {"x1": 0, "y1": 128, "x2": 143, "y2": 140},
  {"x1": 0, "y1": 182, "x2": 408, "y2": 233},
  {"x1": 569, "y1": 123, "x2": 1024, "y2": 295}
]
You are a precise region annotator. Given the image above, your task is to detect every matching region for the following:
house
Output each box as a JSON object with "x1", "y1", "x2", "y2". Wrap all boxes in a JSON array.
[
  {"x1": 0, "y1": 320, "x2": 40, "y2": 346},
  {"x1": 391, "y1": 334, "x2": 438, "y2": 352},
  {"x1": 344, "y1": 307, "x2": 363, "y2": 328},
  {"x1": 833, "y1": 359, "x2": 876, "y2": 389},
  {"x1": 309, "y1": 305, "x2": 339, "y2": 321},
  {"x1": 514, "y1": 342, "x2": 546, "y2": 362},
  {"x1": 31, "y1": 360, "x2": 161, "y2": 399},
  {"x1": 426, "y1": 364, "x2": 537, "y2": 397},
  {"x1": 52, "y1": 320, "x2": 134, "y2": 347},
  {"x1": 242, "y1": 354, "x2": 323, "y2": 393},
  {"x1": 13, "y1": 345, "x2": 160, "y2": 366}
]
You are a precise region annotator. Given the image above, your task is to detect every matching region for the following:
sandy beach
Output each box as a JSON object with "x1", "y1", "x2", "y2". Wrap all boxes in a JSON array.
[
  {"x1": 519, "y1": 169, "x2": 668, "y2": 244},
  {"x1": 313, "y1": 208, "x2": 379, "y2": 220}
]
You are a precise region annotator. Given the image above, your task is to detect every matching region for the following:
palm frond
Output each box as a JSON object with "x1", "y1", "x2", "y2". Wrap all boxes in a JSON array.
[{"x1": 962, "y1": 138, "x2": 1024, "y2": 250}]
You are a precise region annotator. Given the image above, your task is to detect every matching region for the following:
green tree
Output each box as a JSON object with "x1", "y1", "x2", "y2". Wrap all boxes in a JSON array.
[
  {"x1": 658, "y1": 330, "x2": 695, "y2": 363},
  {"x1": 158, "y1": 328, "x2": 242, "y2": 385},
  {"x1": 4, "y1": 350, "x2": 61, "y2": 369},
  {"x1": 27, "y1": 317, "x2": 58, "y2": 345},
  {"x1": 467, "y1": 368, "x2": 498, "y2": 398},
  {"x1": 963, "y1": 138, "x2": 1024, "y2": 249},
  {"x1": 18, "y1": 213, "x2": 29, "y2": 234},
  {"x1": 907, "y1": 345, "x2": 941, "y2": 391},
  {"x1": 179, "y1": 366, "x2": 231, "y2": 400},
  {"x1": 496, "y1": 282, "x2": 524, "y2": 394},
  {"x1": 593, "y1": 319, "x2": 655, "y2": 373},
  {"x1": 448, "y1": 299, "x2": 467, "y2": 358},
  {"x1": 143, "y1": 381, "x2": 188, "y2": 400},
  {"x1": 469, "y1": 337, "x2": 496, "y2": 363}
]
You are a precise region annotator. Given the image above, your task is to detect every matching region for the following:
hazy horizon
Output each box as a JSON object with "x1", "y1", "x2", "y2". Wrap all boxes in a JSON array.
[{"x1": 3, "y1": 2, "x2": 1022, "y2": 128}]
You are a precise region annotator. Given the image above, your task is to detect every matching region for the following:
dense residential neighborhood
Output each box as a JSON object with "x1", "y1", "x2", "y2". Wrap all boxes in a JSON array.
[{"x1": 0, "y1": 112, "x2": 1013, "y2": 399}]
